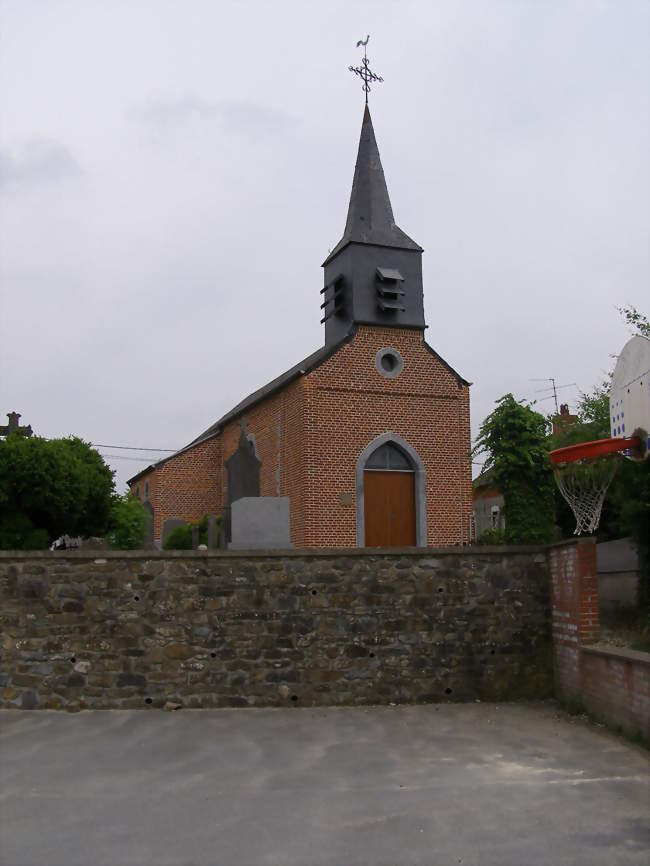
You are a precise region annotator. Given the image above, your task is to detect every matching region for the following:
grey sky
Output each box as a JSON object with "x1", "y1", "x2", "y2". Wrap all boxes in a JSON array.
[{"x1": 1, "y1": 0, "x2": 648, "y2": 490}]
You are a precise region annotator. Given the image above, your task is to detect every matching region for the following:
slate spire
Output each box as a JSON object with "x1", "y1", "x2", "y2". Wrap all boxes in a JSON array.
[
  {"x1": 324, "y1": 105, "x2": 422, "y2": 265},
  {"x1": 321, "y1": 105, "x2": 426, "y2": 345}
]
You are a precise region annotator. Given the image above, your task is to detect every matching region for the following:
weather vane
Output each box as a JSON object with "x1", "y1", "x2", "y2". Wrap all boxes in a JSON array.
[{"x1": 349, "y1": 35, "x2": 383, "y2": 105}]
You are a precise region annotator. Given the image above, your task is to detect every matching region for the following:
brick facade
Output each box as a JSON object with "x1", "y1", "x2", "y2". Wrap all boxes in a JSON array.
[
  {"x1": 580, "y1": 646, "x2": 650, "y2": 740},
  {"x1": 549, "y1": 538, "x2": 649, "y2": 740},
  {"x1": 131, "y1": 325, "x2": 472, "y2": 548}
]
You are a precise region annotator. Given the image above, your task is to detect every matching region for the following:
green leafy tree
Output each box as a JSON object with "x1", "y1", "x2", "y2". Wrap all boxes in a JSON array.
[
  {"x1": 0, "y1": 512, "x2": 49, "y2": 550},
  {"x1": 107, "y1": 493, "x2": 148, "y2": 549},
  {"x1": 617, "y1": 304, "x2": 650, "y2": 338},
  {"x1": 0, "y1": 435, "x2": 115, "y2": 547},
  {"x1": 473, "y1": 395, "x2": 556, "y2": 544},
  {"x1": 575, "y1": 381, "x2": 611, "y2": 435}
]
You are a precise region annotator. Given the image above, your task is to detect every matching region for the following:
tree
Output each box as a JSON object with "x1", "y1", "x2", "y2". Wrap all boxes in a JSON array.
[
  {"x1": 575, "y1": 380, "x2": 610, "y2": 435},
  {"x1": 473, "y1": 395, "x2": 556, "y2": 544},
  {"x1": 0, "y1": 435, "x2": 115, "y2": 547},
  {"x1": 107, "y1": 493, "x2": 148, "y2": 550},
  {"x1": 617, "y1": 304, "x2": 650, "y2": 338}
]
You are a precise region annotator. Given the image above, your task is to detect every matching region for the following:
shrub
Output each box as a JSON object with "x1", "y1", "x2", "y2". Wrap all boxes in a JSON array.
[
  {"x1": 107, "y1": 493, "x2": 148, "y2": 550},
  {"x1": 162, "y1": 515, "x2": 221, "y2": 550},
  {"x1": 476, "y1": 528, "x2": 506, "y2": 545},
  {"x1": 0, "y1": 435, "x2": 114, "y2": 546},
  {"x1": 0, "y1": 512, "x2": 49, "y2": 550},
  {"x1": 163, "y1": 525, "x2": 193, "y2": 550}
]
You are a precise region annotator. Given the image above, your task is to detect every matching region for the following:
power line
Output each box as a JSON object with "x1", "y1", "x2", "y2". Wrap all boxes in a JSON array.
[
  {"x1": 42, "y1": 437, "x2": 177, "y2": 453},
  {"x1": 92, "y1": 443, "x2": 177, "y2": 452},
  {"x1": 98, "y1": 453, "x2": 159, "y2": 463}
]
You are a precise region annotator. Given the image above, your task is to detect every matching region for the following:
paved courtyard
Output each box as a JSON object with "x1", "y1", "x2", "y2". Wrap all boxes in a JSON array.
[{"x1": 0, "y1": 703, "x2": 648, "y2": 866}]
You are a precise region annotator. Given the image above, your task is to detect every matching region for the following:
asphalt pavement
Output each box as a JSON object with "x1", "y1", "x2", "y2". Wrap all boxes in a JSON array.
[{"x1": 0, "y1": 703, "x2": 648, "y2": 866}]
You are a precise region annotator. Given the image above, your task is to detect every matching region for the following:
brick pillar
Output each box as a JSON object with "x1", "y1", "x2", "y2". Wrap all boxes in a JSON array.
[
  {"x1": 576, "y1": 540, "x2": 600, "y2": 643},
  {"x1": 548, "y1": 538, "x2": 600, "y2": 699}
]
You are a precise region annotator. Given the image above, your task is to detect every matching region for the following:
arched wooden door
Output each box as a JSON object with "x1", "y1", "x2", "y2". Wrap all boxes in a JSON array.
[{"x1": 363, "y1": 443, "x2": 416, "y2": 547}]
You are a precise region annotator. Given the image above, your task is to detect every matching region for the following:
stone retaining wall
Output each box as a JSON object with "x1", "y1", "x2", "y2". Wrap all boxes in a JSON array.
[{"x1": 0, "y1": 548, "x2": 553, "y2": 711}]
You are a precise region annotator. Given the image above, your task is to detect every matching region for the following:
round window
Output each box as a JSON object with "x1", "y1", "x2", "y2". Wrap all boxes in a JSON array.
[{"x1": 375, "y1": 347, "x2": 404, "y2": 379}]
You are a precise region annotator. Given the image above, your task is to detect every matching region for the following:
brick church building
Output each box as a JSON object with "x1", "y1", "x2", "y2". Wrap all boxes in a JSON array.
[{"x1": 129, "y1": 106, "x2": 472, "y2": 548}]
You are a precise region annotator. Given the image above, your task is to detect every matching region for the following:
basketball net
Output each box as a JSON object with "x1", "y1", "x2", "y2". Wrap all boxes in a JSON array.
[{"x1": 553, "y1": 456, "x2": 619, "y2": 535}]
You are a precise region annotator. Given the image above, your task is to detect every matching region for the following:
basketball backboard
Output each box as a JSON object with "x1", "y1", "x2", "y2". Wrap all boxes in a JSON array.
[{"x1": 610, "y1": 335, "x2": 650, "y2": 457}]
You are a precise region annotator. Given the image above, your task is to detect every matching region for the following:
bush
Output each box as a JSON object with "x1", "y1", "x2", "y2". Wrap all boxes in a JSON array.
[
  {"x1": 476, "y1": 528, "x2": 506, "y2": 545},
  {"x1": 162, "y1": 515, "x2": 220, "y2": 550},
  {"x1": 0, "y1": 512, "x2": 49, "y2": 550},
  {"x1": 107, "y1": 493, "x2": 148, "y2": 550},
  {"x1": 0, "y1": 435, "x2": 115, "y2": 547},
  {"x1": 163, "y1": 524, "x2": 193, "y2": 550}
]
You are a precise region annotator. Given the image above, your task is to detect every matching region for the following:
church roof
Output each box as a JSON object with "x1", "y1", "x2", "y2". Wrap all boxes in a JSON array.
[
  {"x1": 126, "y1": 331, "x2": 355, "y2": 484},
  {"x1": 126, "y1": 328, "x2": 469, "y2": 486},
  {"x1": 323, "y1": 105, "x2": 422, "y2": 266}
]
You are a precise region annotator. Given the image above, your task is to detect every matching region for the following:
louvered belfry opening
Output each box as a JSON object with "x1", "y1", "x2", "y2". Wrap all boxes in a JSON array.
[
  {"x1": 321, "y1": 105, "x2": 425, "y2": 346},
  {"x1": 376, "y1": 267, "x2": 405, "y2": 314}
]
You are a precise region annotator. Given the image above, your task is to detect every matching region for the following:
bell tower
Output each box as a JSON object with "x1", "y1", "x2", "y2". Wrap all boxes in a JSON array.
[{"x1": 321, "y1": 105, "x2": 426, "y2": 346}]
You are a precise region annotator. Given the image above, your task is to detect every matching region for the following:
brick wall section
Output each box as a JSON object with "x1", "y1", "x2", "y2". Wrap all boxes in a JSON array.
[
  {"x1": 150, "y1": 438, "x2": 222, "y2": 540},
  {"x1": 0, "y1": 547, "x2": 552, "y2": 711},
  {"x1": 549, "y1": 538, "x2": 649, "y2": 740},
  {"x1": 131, "y1": 325, "x2": 472, "y2": 548},
  {"x1": 220, "y1": 378, "x2": 306, "y2": 546},
  {"x1": 304, "y1": 326, "x2": 472, "y2": 547},
  {"x1": 548, "y1": 538, "x2": 599, "y2": 698},
  {"x1": 580, "y1": 647, "x2": 650, "y2": 739}
]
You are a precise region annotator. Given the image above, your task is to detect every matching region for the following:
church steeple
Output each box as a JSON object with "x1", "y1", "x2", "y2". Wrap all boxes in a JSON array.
[
  {"x1": 324, "y1": 106, "x2": 422, "y2": 264},
  {"x1": 321, "y1": 107, "x2": 426, "y2": 346}
]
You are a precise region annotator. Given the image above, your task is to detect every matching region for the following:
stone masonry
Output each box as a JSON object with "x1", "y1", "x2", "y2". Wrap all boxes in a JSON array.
[{"x1": 0, "y1": 547, "x2": 552, "y2": 711}]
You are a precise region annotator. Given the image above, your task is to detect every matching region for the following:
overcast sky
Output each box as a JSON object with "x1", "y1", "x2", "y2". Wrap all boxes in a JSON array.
[{"x1": 1, "y1": 0, "x2": 648, "y2": 490}]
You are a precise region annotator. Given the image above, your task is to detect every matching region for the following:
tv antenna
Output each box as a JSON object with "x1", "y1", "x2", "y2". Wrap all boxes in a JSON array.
[{"x1": 529, "y1": 378, "x2": 578, "y2": 414}]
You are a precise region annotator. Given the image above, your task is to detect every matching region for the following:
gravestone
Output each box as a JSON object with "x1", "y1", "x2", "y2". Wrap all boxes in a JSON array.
[
  {"x1": 226, "y1": 426, "x2": 261, "y2": 503},
  {"x1": 206, "y1": 515, "x2": 219, "y2": 550},
  {"x1": 224, "y1": 425, "x2": 262, "y2": 543},
  {"x1": 229, "y1": 497, "x2": 292, "y2": 550},
  {"x1": 162, "y1": 517, "x2": 186, "y2": 546},
  {"x1": 142, "y1": 501, "x2": 155, "y2": 549}
]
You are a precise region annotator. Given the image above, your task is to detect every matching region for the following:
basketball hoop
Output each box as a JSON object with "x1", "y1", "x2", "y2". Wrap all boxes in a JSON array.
[
  {"x1": 550, "y1": 434, "x2": 645, "y2": 535},
  {"x1": 549, "y1": 333, "x2": 649, "y2": 535}
]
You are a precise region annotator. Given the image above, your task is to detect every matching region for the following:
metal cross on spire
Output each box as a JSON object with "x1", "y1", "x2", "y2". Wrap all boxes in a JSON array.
[{"x1": 349, "y1": 35, "x2": 383, "y2": 105}]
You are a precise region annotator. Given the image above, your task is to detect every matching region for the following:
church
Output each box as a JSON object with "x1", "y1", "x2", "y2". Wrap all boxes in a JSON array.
[{"x1": 128, "y1": 104, "x2": 473, "y2": 548}]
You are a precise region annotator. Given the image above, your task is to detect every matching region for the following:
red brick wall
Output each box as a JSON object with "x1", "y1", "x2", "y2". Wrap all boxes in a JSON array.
[
  {"x1": 142, "y1": 437, "x2": 222, "y2": 541},
  {"x1": 548, "y1": 538, "x2": 649, "y2": 740},
  {"x1": 303, "y1": 326, "x2": 472, "y2": 546},
  {"x1": 132, "y1": 470, "x2": 157, "y2": 509},
  {"x1": 549, "y1": 539, "x2": 600, "y2": 697},
  {"x1": 220, "y1": 378, "x2": 307, "y2": 546},
  {"x1": 131, "y1": 325, "x2": 472, "y2": 548},
  {"x1": 580, "y1": 647, "x2": 650, "y2": 739},
  {"x1": 473, "y1": 486, "x2": 501, "y2": 501}
]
